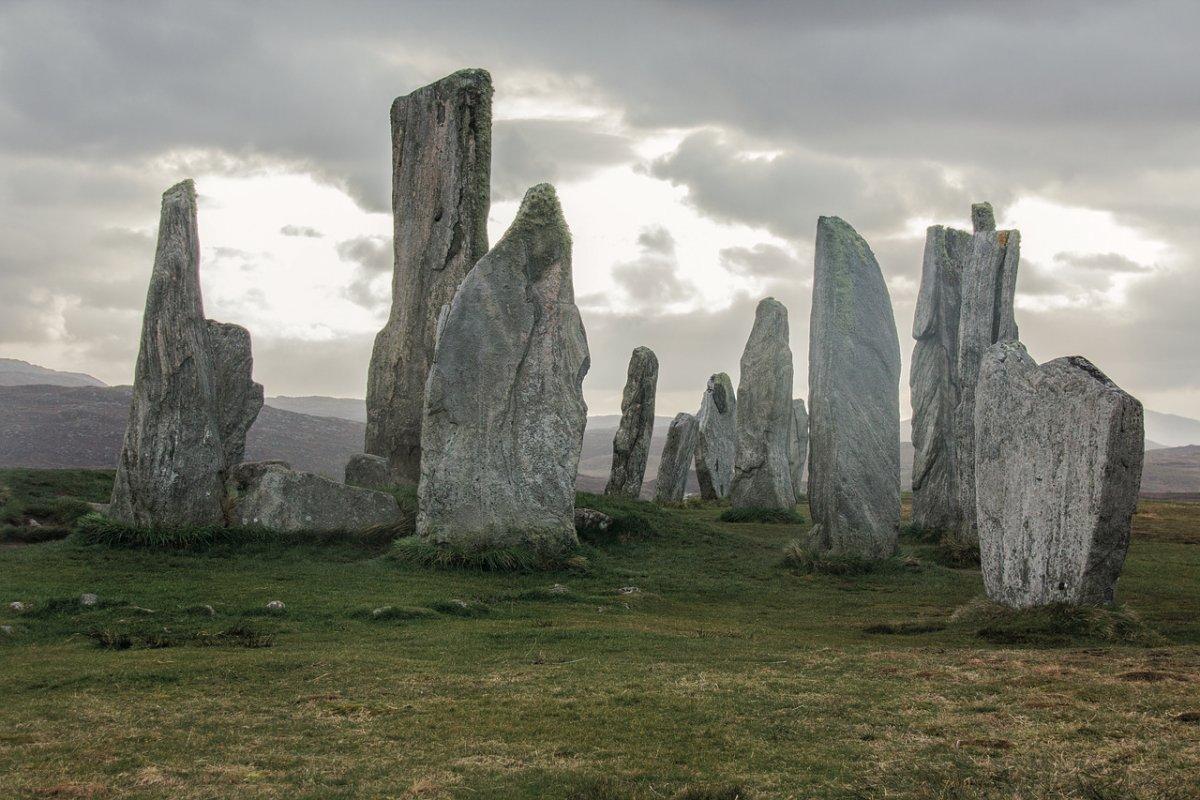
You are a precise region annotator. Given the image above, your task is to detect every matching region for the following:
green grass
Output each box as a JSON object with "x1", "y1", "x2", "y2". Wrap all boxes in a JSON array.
[
  {"x1": 389, "y1": 535, "x2": 589, "y2": 572},
  {"x1": 0, "y1": 467, "x2": 112, "y2": 542},
  {"x1": 2, "y1": 468, "x2": 1199, "y2": 798},
  {"x1": 718, "y1": 506, "x2": 805, "y2": 524}
]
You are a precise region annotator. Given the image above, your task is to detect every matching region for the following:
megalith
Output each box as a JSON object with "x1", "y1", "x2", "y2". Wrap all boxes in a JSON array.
[
  {"x1": 418, "y1": 184, "x2": 589, "y2": 552},
  {"x1": 788, "y1": 399, "x2": 809, "y2": 504},
  {"x1": 344, "y1": 453, "x2": 392, "y2": 491},
  {"x1": 807, "y1": 217, "x2": 900, "y2": 558},
  {"x1": 730, "y1": 298, "x2": 794, "y2": 509},
  {"x1": 694, "y1": 372, "x2": 736, "y2": 500},
  {"x1": 366, "y1": 68, "x2": 493, "y2": 485},
  {"x1": 605, "y1": 346, "x2": 659, "y2": 497},
  {"x1": 228, "y1": 461, "x2": 402, "y2": 532},
  {"x1": 111, "y1": 180, "x2": 263, "y2": 528},
  {"x1": 975, "y1": 341, "x2": 1144, "y2": 607},
  {"x1": 654, "y1": 412, "x2": 699, "y2": 504}
]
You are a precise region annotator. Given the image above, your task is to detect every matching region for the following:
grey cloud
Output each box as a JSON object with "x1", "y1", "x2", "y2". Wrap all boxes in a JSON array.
[
  {"x1": 719, "y1": 243, "x2": 803, "y2": 281},
  {"x1": 1054, "y1": 252, "x2": 1151, "y2": 273},
  {"x1": 335, "y1": 235, "x2": 391, "y2": 310},
  {"x1": 280, "y1": 224, "x2": 323, "y2": 238},
  {"x1": 493, "y1": 119, "x2": 634, "y2": 201},
  {"x1": 610, "y1": 226, "x2": 693, "y2": 310}
]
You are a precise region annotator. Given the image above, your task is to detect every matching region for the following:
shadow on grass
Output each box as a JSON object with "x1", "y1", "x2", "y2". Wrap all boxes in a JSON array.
[
  {"x1": 389, "y1": 535, "x2": 588, "y2": 573},
  {"x1": 718, "y1": 507, "x2": 804, "y2": 525}
]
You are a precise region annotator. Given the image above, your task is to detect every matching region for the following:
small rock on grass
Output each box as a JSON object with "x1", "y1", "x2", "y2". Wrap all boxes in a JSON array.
[
  {"x1": 266, "y1": 600, "x2": 285, "y2": 611},
  {"x1": 1, "y1": 624, "x2": 14, "y2": 636},
  {"x1": 80, "y1": 593, "x2": 99, "y2": 607},
  {"x1": 8, "y1": 601, "x2": 26, "y2": 613}
]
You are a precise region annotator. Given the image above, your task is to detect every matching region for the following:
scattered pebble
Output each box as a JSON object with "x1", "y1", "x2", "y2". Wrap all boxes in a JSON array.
[
  {"x1": 548, "y1": 584, "x2": 569, "y2": 595},
  {"x1": 266, "y1": 600, "x2": 285, "y2": 611},
  {"x1": 372, "y1": 606, "x2": 391, "y2": 617},
  {"x1": 8, "y1": 601, "x2": 25, "y2": 613},
  {"x1": 449, "y1": 599, "x2": 469, "y2": 608},
  {"x1": 199, "y1": 604, "x2": 216, "y2": 616},
  {"x1": 1, "y1": 625, "x2": 13, "y2": 636},
  {"x1": 618, "y1": 586, "x2": 640, "y2": 595},
  {"x1": 80, "y1": 593, "x2": 99, "y2": 607},
  {"x1": 27, "y1": 518, "x2": 41, "y2": 528}
]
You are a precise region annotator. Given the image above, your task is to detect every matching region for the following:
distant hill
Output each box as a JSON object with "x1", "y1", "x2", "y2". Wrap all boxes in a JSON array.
[
  {"x1": 265, "y1": 395, "x2": 367, "y2": 423},
  {"x1": 1140, "y1": 445, "x2": 1200, "y2": 495},
  {"x1": 0, "y1": 358, "x2": 106, "y2": 388},
  {"x1": 0, "y1": 384, "x2": 365, "y2": 480}
]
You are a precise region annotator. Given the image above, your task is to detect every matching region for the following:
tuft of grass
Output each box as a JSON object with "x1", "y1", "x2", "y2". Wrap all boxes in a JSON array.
[
  {"x1": 351, "y1": 605, "x2": 439, "y2": 622},
  {"x1": 931, "y1": 529, "x2": 980, "y2": 568},
  {"x1": 88, "y1": 623, "x2": 274, "y2": 650},
  {"x1": 565, "y1": 778, "x2": 751, "y2": 800},
  {"x1": 426, "y1": 599, "x2": 490, "y2": 618},
  {"x1": 948, "y1": 596, "x2": 1166, "y2": 647},
  {"x1": 782, "y1": 541, "x2": 894, "y2": 575},
  {"x1": 719, "y1": 506, "x2": 804, "y2": 524},
  {"x1": 389, "y1": 535, "x2": 587, "y2": 572}
]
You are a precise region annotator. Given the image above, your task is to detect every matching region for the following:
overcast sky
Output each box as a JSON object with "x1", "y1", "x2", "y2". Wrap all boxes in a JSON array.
[{"x1": 2, "y1": 0, "x2": 1198, "y2": 418}]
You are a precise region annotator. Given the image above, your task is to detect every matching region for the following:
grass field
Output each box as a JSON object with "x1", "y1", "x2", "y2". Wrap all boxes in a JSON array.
[{"x1": 1, "y1": 470, "x2": 1198, "y2": 799}]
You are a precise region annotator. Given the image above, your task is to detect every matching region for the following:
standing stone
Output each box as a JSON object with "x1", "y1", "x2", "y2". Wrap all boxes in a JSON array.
[
  {"x1": 788, "y1": 399, "x2": 809, "y2": 504},
  {"x1": 366, "y1": 68, "x2": 493, "y2": 485},
  {"x1": 807, "y1": 217, "x2": 900, "y2": 558},
  {"x1": 418, "y1": 184, "x2": 589, "y2": 552},
  {"x1": 975, "y1": 341, "x2": 1144, "y2": 607},
  {"x1": 909, "y1": 225, "x2": 972, "y2": 532},
  {"x1": 654, "y1": 413, "x2": 699, "y2": 504},
  {"x1": 344, "y1": 453, "x2": 392, "y2": 491},
  {"x1": 205, "y1": 320, "x2": 264, "y2": 471},
  {"x1": 730, "y1": 298, "x2": 794, "y2": 509},
  {"x1": 227, "y1": 462, "x2": 402, "y2": 532},
  {"x1": 694, "y1": 372, "x2": 737, "y2": 500},
  {"x1": 605, "y1": 347, "x2": 659, "y2": 497},
  {"x1": 955, "y1": 228, "x2": 1020, "y2": 544},
  {"x1": 111, "y1": 181, "x2": 230, "y2": 528}
]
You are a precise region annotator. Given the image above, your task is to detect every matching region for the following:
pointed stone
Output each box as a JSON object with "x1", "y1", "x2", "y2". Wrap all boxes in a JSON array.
[
  {"x1": 730, "y1": 298, "x2": 794, "y2": 509},
  {"x1": 418, "y1": 184, "x2": 589, "y2": 552},
  {"x1": 366, "y1": 68, "x2": 493, "y2": 485},
  {"x1": 111, "y1": 180, "x2": 229, "y2": 527},
  {"x1": 206, "y1": 320, "x2": 264, "y2": 471},
  {"x1": 694, "y1": 372, "x2": 737, "y2": 500},
  {"x1": 975, "y1": 342, "x2": 1144, "y2": 607},
  {"x1": 654, "y1": 413, "x2": 699, "y2": 504},
  {"x1": 788, "y1": 399, "x2": 809, "y2": 504},
  {"x1": 605, "y1": 347, "x2": 659, "y2": 498},
  {"x1": 955, "y1": 229, "x2": 1020, "y2": 544},
  {"x1": 909, "y1": 224, "x2": 972, "y2": 532},
  {"x1": 807, "y1": 217, "x2": 900, "y2": 558},
  {"x1": 972, "y1": 202, "x2": 996, "y2": 233}
]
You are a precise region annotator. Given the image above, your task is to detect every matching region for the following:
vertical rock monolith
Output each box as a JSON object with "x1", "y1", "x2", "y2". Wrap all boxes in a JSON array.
[
  {"x1": 955, "y1": 227, "x2": 1020, "y2": 544},
  {"x1": 975, "y1": 341, "x2": 1144, "y2": 607},
  {"x1": 788, "y1": 399, "x2": 809, "y2": 504},
  {"x1": 654, "y1": 413, "x2": 699, "y2": 504},
  {"x1": 366, "y1": 68, "x2": 492, "y2": 485},
  {"x1": 605, "y1": 347, "x2": 659, "y2": 498},
  {"x1": 111, "y1": 180, "x2": 263, "y2": 528},
  {"x1": 418, "y1": 184, "x2": 588, "y2": 552},
  {"x1": 730, "y1": 298, "x2": 794, "y2": 509},
  {"x1": 694, "y1": 372, "x2": 736, "y2": 500},
  {"x1": 807, "y1": 217, "x2": 900, "y2": 558}
]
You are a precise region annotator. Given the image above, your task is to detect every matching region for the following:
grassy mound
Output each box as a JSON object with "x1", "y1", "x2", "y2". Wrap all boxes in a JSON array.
[
  {"x1": 900, "y1": 524, "x2": 980, "y2": 568},
  {"x1": 389, "y1": 535, "x2": 588, "y2": 572},
  {"x1": 1, "y1": 468, "x2": 112, "y2": 543},
  {"x1": 574, "y1": 491, "x2": 685, "y2": 541},
  {"x1": 781, "y1": 540, "x2": 903, "y2": 576},
  {"x1": 948, "y1": 596, "x2": 1166, "y2": 647},
  {"x1": 719, "y1": 506, "x2": 805, "y2": 524}
]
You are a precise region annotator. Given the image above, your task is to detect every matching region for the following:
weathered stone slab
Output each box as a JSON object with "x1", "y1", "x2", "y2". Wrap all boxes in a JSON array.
[
  {"x1": 730, "y1": 298, "x2": 794, "y2": 509},
  {"x1": 227, "y1": 461, "x2": 402, "y2": 532},
  {"x1": 205, "y1": 320, "x2": 264, "y2": 471},
  {"x1": 654, "y1": 412, "x2": 699, "y2": 504},
  {"x1": 909, "y1": 224, "x2": 972, "y2": 532},
  {"x1": 694, "y1": 372, "x2": 736, "y2": 500},
  {"x1": 972, "y1": 202, "x2": 996, "y2": 233},
  {"x1": 111, "y1": 180, "x2": 229, "y2": 528},
  {"x1": 344, "y1": 453, "x2": 392, "y2": 491},
  {"x1": 807, "y1": 217, "x2": 900, "y2": 557},
  {"x1": 955, "y1": 228, "x2": 1020, "y2": 543},
  {"x1": 975, "y1": 341, "x2": 1144, "y2": 607},
  {"x1": 418, "y1": 184, "x2": 589, "y2": 552},
  {"x1": 605, "y1": 346, "x2": 658, "y2": 497},
  {"x1": 366, "y1": 68, "x2": 493, "y2": 485},
  {"x1": 788, "y1": 399, "x2": 809, "y2": 503}
]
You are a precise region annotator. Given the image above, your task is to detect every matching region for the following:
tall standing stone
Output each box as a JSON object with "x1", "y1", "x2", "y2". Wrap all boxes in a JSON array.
[
  {"x1": 111, "y1": 180, "x2": 262, "y2": 528},
  {"x1": 694, "y1": 372, "x2": 736, "y2": 500},
  {"x1": 418, "y1": 184, "x2": 588, "y2": 552},
  {"x1": 955, "y1": 228, "x2": 1020, "y2": 544},
  {"x1": 975, "y1": 341, "x2": 1143, "y2": 607},
  {"x1": 807, "y1": 217, "x2": 900, "y2": 558},
  {"x1": 788, "y1": 399, "x2": 809, "y2": 504},
  {"x1": 730, "y1": 298, "x2": 794, "y2": 509},
  {"x1": 909, "y1": 225, "x2": 972, "y2": 532},
  {"x1": 654, "y1": 413, "x2": 699, "y2": 504},
  {"x1": 366, "y1": 69, "x2": 493, "y2": 485},
  {"x1": 605, "y1": 347, "x2": 659, "y2": 497}
]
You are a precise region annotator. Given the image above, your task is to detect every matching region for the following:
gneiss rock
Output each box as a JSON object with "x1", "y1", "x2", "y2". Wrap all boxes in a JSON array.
[
  {"x1": 910, "y1": 223, "x2": 972, "y2": 532},
  {"x1": 788, "y1": 399, "x2": 809, "y2": 503},
  {"x1": 344, "y1": 453, "x2": 392, "y2": 491},
  {"x1": 694, "y1": 372, "x2": 736, "y2": 500},
  {"x1": 366, "y1": 69, "x2": 493, "y2": 485},
  {"x1": 730, "y1": 298, "x2": 794, "y2": 509},
  {"x1": 955, "y1": 227, "x2": 1020, "y2": 544},
  {"x1": 111, "y1": 180, "x2": 263, "y2": 528},
  {"x1": 654, "y1": 413, "x2": 699, "y2": 504},
  {"x1": 574, "y1": 508, "x2": 613, "y2": 533},
  {"x1": 975, "y1": 341, "x2": 1144, "y2": 607},
  {"x1": 807, "y1": 217, "x2": 900, "y2": 558},
  {"x1": 226, "y1": 461, "x2": 402, "y2": 532},
  {"x1": 80, "y1": 593, "x2": 99, "y2": 607},
  {"x1": 418, "y1": 184, "x2": 589, "y2": 552},
  {"x1": 605, "y1": 346, "x2": 659, "y2": 498}
]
